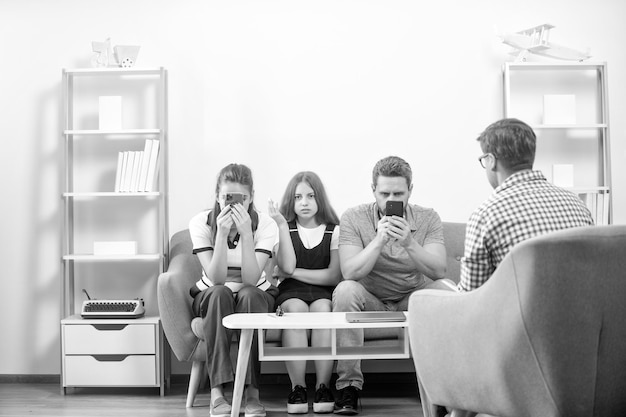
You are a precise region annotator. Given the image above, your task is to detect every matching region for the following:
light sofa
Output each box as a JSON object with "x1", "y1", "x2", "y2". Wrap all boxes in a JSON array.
[{"x1": 157, "y1": 222, "x2": 466, "y2": 406}]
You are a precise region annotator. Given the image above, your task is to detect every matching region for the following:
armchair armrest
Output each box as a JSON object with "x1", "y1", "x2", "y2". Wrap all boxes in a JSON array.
[
  {"x1": 408, "y1": 256, "x2": 555, "y2": 416},
  {"x1": 157, "y1": 230, "x2": 205, "y2": 362}
]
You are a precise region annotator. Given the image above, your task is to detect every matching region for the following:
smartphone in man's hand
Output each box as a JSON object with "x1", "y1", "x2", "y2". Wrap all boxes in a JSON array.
[
  {"x1": 386, "y1": 200, "x2": 404, "y2": 217},
  {"x1": 225, "y1": 192, "x2": 244, "y2": 206}
]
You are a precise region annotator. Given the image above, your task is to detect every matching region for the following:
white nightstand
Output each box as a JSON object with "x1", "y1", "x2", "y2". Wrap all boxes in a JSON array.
[{"x1": 61, "y1": 315, "x2": 167, "y2": 395}]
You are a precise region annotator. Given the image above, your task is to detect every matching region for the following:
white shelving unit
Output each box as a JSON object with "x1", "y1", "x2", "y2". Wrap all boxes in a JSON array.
[
  {"x1": 60, "y1": 67, "x2": 169, "y2": 394},
  {"x1": 503, "y1": 62, "x2": 612, "y2": 224}
]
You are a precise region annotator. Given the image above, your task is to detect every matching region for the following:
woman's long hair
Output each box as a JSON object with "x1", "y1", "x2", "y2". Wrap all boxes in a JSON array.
[{"x1": 279, "y1": 171, "x2": 339, "y2": 226}]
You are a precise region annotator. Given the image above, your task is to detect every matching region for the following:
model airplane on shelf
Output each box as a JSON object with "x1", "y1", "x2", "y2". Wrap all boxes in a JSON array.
[{"x1": 499, "y1": 24, "x2": 592, "y2": 62}]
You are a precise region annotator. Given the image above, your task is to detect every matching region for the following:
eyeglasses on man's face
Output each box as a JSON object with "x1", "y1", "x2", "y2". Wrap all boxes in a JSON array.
[{"x1": 478, "y1": 153, "x2": 494, "y2": 169}]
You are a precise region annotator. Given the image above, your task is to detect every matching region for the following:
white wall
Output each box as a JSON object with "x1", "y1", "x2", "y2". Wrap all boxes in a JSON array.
[{"x1": 1, "y1": 0, "x2": 624, "y2": 375}]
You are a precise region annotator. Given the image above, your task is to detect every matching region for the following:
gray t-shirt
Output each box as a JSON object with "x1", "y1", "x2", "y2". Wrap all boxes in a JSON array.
[{"x1": 339, "y1": 202, "x2": 444, "y2": 302}]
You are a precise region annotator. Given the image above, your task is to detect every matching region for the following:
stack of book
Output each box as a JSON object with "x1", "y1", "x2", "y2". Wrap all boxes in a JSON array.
[
  {"x1": 114, "y1": 139, "x2": 160, "y2": 192},
  {"x1": 579, "y1": 190, "x2": 610, "y2": 226}
]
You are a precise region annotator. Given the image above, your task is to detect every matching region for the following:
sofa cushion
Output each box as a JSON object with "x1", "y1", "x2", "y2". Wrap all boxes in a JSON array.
[{"x1": 443, "y1": 222, "x2": 466, "y2": 284}]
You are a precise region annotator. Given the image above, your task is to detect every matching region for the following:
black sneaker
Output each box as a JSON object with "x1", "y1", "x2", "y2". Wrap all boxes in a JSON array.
[
  {"x1": 333, "y1": 386, "x2": 360, "y2": 415},
  {"x1": 313, "y1": 384, "x2": 335, "y2": 414},
  {"x1": 436, "y1": 405, "x2": 448, "y2": 417},
  {"x1": 287, "y1": 385, "x2": 308, "y2": 414}
]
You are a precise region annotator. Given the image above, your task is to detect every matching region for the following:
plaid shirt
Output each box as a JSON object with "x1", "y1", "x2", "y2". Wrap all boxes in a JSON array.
[{"x1": 459, "y1": 170, "x2": 594, "y2": 292}]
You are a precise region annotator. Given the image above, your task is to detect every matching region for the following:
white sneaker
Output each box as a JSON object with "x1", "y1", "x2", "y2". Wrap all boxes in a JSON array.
[
  {"x1": 244, "y1": 397, "x2": 266, "y2": 417},
  {"x1": 210, "y1": 396, "x2": 232, "y2": 417}
]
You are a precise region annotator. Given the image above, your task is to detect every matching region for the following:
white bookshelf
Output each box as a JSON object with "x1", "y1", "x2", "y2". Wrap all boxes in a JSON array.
[
  {"x1": 60, "y1": 67, "x2": 169, "y2": 394},
  {"x1": 503, "y1": 62, "x2": 612, "y2": 224}
]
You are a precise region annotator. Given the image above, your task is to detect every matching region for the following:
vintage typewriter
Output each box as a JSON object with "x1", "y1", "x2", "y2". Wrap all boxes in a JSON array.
[{"x1": 81, "y1": 290, "x2": 145, "y2": 319}]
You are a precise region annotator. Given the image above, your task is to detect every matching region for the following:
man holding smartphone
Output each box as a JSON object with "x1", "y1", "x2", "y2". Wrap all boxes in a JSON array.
[{"x1": 332, "y1": 155, "x2": 449, "y2": 415}]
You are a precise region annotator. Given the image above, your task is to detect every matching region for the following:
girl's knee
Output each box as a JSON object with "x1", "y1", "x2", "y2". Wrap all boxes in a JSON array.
[
  {"x1": 212, "y1": 285, "x2": 234, "y2": 298},
  {"x1": 237, "y1": 285, "x2": 262, "y2": 300},
  {"x1": 236, "y1": 286, "x2": 269, "y2": 312},
  {"x1": 201, "y1": 286, "x2": 235, "y2": 315},
  {"x1": 281, "y1": 298, "x2": 309, "y2": 313},
  {"x1": 309, "y1": 298, "x2": 331, "y2": 313}
]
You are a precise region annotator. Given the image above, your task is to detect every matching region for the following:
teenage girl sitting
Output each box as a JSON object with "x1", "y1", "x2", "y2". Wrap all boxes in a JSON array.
[
  {"x1": 268, "y1": 171, "x2": 342, "y2": 414},
  {"x1": 189, "y1": 163, "x2": 278, "y2": 417}
]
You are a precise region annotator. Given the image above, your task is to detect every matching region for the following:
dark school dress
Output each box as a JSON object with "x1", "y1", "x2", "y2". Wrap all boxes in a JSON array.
[{"x1": 275, "y1": 222, "x2": 336, "y2": 306}]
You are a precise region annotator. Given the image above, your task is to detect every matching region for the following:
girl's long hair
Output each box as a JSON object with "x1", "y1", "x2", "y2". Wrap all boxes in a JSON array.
[
  {"x1": 207, "y1": 163, "x2": 259, "y2": 236},
  {"x1": 279, "y1": 171, "x2": 339, "y2": 226}
]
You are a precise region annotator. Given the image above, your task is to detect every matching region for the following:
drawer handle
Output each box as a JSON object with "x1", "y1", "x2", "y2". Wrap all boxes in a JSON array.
[
  {"x1": 92, "y1": 354, "x2": 129, "y2": 362},
  {"x1": 91, "y1": 324, "x2": 129, "y2": 331}
]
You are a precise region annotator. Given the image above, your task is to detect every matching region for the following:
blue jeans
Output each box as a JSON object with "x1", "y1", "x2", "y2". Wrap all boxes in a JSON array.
[{"x1": 332, "y1": 278, "x2": 443, "y2": 390}]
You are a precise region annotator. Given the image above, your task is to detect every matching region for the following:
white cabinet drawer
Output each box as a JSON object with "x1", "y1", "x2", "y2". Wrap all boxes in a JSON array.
[
  {"x1": 64, "y1": 355, "x2": 157, "y2": 386},
  {"x1": 63, "y1": 323, "x2": 156, "y2": 355}
]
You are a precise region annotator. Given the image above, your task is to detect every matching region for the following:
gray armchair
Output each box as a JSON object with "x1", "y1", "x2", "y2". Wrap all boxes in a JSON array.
[
  {"x1": 408, "y1": 225, "x2": 626, "y2": 417},
  {"x1": 157, "y1": 229, "x2": 273, "y2": 407},
  {"x1": 157, "y1": 229, "x2": 207, "y2": 407}
]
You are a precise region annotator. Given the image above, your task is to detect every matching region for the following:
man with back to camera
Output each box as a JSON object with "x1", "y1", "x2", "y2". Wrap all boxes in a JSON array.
[
  {"x1": 448, "y1": 118, "x2": 594, "y2": 417},
  {"x1": 460, "y1": 117, "x2": 594, "y2": 292},
  {"x1": 332, "y1": 155, "x2": 450, "y2": 415}
]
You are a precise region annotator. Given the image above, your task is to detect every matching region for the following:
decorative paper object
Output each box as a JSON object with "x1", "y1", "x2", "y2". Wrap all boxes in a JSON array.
[
  {"x1": 543, "y1": 94, "x2": 576, "y2": 124},
  {"x1": 98, "y1": 96, "x2": 122, "y2": 130},
  {"x1": 114, "y1": 45, "x2": 141, "y2": 67}
]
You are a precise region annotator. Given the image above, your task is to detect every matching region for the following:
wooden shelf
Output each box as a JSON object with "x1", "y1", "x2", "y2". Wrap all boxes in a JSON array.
[
  {"x1": 63, "y1": 67, "x2": 165, "y2": 76},
  {"x1": 63, "y1": 192, "x2": 160, "y2": 198},
  {"x1": 566, "y1": 186, "x2": 610, "y2": 194},
  {"x1": 64, "y1": 129, "x2": 161, "y2": 136},
  {"x1": 531, "y1": 124, "x2": 607, "y2": 130},
  {"x1": 63, "y1": 254, "x2": 162, "y2": 262},
  {"x1": 504, "y1": 62, "x2": 607, "y2": 71},
  {"x1": 260, "y1": 345, "x2": 409, "y2": 361}
]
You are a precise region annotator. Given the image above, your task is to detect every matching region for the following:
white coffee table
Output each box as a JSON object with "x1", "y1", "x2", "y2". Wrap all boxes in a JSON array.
[{"x1": 222, "y1": 311, "x2": 409, "y2": 417}]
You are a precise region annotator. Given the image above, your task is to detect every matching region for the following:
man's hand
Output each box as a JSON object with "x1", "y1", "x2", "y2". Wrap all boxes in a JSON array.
[
  {"x1": 386, "y1": 215, "x2": 412, "y2": 247},
  {"x1": 376, "y1": 216, "x2": 394, "y2": 244}
]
